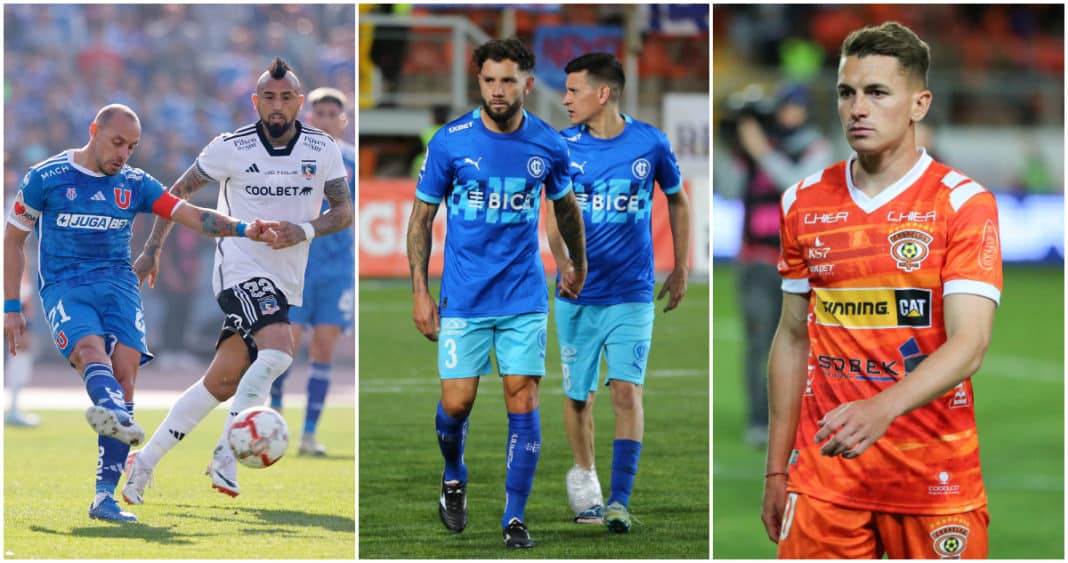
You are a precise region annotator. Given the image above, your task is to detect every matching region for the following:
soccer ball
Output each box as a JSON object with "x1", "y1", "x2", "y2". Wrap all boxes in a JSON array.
[{"x1": 227, "y1": 406, "x2": 289, "y2": 468}]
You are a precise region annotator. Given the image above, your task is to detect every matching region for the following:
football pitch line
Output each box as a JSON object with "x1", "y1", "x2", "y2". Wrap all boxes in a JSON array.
[{"x1": 712, "y1": 464, "x2": 1063, "y2": 492}]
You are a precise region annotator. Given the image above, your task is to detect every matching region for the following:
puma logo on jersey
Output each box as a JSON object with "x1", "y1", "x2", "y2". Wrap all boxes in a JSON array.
[
  {"x1": 570, "y1": 161, "x2": 587, "y2": 174},
  {"x1": 462, "y1": 157, "x2": 483, "y2": 171}
]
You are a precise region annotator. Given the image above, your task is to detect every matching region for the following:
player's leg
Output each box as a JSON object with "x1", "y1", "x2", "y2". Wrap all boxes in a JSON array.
[
  {"x1": 497, "y1": 313, "x2": 547, "y2": 548},
  {"x1": 739, "y1": 261, "x2": 781, "y2": 446},
  {"x1": 876, "y1": 508, "x2": 989, "y2": 559},
  {"x1": 601, "y1": 302, "x2": 655, "y2": 532},
  {"x1": 299, "y1": 322, "x2": 342, "y2": 455},
  {"x1": 776, "y1": 492, "x2": 880, "y2": 558},
  {"x1": 271, "y1": 314, "x2": 305, "y2": 411},
  {"x1": 89, "y1": 342, "x2": 142, "y2": 521},
  {"x1": 436, "y1": 316, "x2": 492, "y2": 533},
  {"x1": 556, "y1": 298, "x2": 607, "y2": 522},
  {"x1": 5, "y1": 338, "x2": 39, "y2": 427}
]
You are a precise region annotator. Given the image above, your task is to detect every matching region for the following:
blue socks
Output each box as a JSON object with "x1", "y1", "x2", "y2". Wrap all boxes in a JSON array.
[
  {"x1": 435, "y1": 402, "x2": 468, "y2": 483},
  {"x1": 502, "y1": 409, "x2": 541, "y2": 527},
  {"x1": 96, "y1": 402, "x2": 134, "y2": 494},
  {"x1": 303, "y1": 362, "x2": 331, "y2": 434},
  {"x1": 83, "y1": 363, "x2": 126, "y2": 411},
  {"x1": 608, "y1": 439, "x2": 642, "y2": 508},
  {"x1": 269, "y1": 368, "x2": 288, "y2": 410}
]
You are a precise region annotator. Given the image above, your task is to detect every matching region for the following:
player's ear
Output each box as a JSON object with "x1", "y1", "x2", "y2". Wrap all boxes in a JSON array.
[
  {"x1": 598, "y1": 84, "x2": 612, "y2": 105},
  {"x1": 524, "y1": 75, "x2": 534, "y2": 96},
  {"x1": 910, "y1": 88, "x2": 932, "y2": 123},
  {"x1": 89, "y1": 122, "x2": 98, "y2": 138},
  {"x1": 298, "y1": 94, "x2": 305, "y2": 109},
  {"x1": 251, "y1": 93, "x2": 259, "y2": 110}
]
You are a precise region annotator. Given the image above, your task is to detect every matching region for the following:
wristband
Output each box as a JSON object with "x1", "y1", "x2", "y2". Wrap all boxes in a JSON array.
[
  {"x1": 299, "y1": 222, "x2": 316, "y2": 242},
  {"x1": 4, "y1": 299, "x2": 22, "y2": 313},
  {"x1": 764, "y1": 471, "x2": 787, "y2": 479},
  {"x1": 236, "y1": 221, "x2": 248, "y2": 238}
]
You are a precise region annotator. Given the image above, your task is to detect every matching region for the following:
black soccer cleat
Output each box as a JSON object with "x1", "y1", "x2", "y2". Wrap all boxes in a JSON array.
[
  {"x1": 503, "y1": 517, "x2": 535, "y2": 548},
  {"x1": 438, "y1": 475, "x2": 467, "y2": 532}
]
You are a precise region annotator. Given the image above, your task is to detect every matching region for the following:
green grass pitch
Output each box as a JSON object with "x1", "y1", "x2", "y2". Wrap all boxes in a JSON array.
[
  {"x1": 712, "y1": 264, "x2": 1064, "y2": 558},
  {"x1": 358, "y1": 279, "x2": 709, "y2": 558},
  {"x1": 5, "y1": 407, "x2": 355, "y2": 559}
]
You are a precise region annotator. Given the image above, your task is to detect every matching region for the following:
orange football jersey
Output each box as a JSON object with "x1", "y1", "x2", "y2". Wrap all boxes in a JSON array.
[{"x1": 778, "y1": 150, "x2": 1003, "y2": 514}]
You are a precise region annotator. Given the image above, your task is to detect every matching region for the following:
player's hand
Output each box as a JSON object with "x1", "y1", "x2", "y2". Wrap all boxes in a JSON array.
[
  {"x1": 412, "y1": 292, "x2": 440, "y2": 341},
  {"x1": 245, "y1": 219, "x2": 280, "y2": 243},
  {"x1": 657, "y1": 267, "x2": 689, "y2": 312},
  {"x1": 4, "y1": 312, "x2": 26, "y2": 356},
  {"x1": 813, "y1": 398, "x2": 895, "y2": 459},
  {"x1": 760, "y1": 473, "x2": 788, "y2": 543},
  {"x1": 738, "y1": 116, "x2": 771, "y2": 160},
  {"x1": 133, "y1": 250, "x2": 160, "y2": 288},
  {"x1": 265, "y1": 221, "x2": 308, "y2": 250},
  {"x1": 558, "y1": 260, "x2": 587, "y2": 300}
]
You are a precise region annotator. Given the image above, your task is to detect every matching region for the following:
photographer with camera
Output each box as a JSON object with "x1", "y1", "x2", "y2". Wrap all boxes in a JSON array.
[{"x1": 729, "y1": 83, "x2": 832, "y2": 447}]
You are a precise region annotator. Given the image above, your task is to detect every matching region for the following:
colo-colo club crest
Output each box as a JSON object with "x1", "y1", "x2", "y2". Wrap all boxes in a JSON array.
[{"x1": 888, "y1": 229, "x2": 933, "y2": 272}]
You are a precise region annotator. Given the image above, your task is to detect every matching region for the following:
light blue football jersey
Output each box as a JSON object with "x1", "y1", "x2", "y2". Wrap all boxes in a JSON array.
[
  {"x1": 416, "y1": 108, "x2": 572, "y2": 317},
  {"x1": 8, "y1": 150, "x2": 169, "y2": 291},
  {"x1": 304, "y1": 139, "x2": 355, "y2": 281},
  {"x1": 558, "y1": 115, "x2": 683, "y2": 305}
]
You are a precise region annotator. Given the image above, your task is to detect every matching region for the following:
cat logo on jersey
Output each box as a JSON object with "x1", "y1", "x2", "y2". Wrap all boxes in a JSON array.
[
  {"x1": 888, "y1": 229, "x2": 933, "y2": 272},
  {"x1": 929, "y1": 520, "x2": 970, "y2": 558},
  {"x1": 813, "y1": 288, "x2": 932, "y2": 328},
  {"x1": 114, "y1": 188, "x2": 131, "y2": 210},
  {"x1": 302, "y1": 160, "x2": 317, "y2": 180}
]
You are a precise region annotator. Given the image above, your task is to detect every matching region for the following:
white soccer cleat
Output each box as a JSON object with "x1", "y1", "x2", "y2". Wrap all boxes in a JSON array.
[
  {"x1": 85, "y1": 405, "x2": 145, "y2": 446},
  {"x1": 566, "y1": 464, "x2": 605, "y2": 522},
  {"x1": 206, "y1": 444, "x2": 240, "y2": 497},
  {"x1": 121, "y1": 451, "x2": 154, "y2": 505}
]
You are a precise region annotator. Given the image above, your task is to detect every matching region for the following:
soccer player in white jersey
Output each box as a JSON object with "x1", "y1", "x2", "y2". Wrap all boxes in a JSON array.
[
  {"x1": 4, "y1": 104, "x2": 277, "y2": 522},
  {"x1": 547, "y1": 53, "x2": 690, "y2": 532},
  {"x1": 269, "y1": 87, "x2": 356, "y2": 456},
  {"x1": 120, "y1": 58, "x2": 353, "y2": 504}
]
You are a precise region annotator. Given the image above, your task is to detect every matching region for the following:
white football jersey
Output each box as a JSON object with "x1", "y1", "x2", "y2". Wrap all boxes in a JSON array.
[{"x1": 195, "y1": 121, "x2": 347, "y2": 306}]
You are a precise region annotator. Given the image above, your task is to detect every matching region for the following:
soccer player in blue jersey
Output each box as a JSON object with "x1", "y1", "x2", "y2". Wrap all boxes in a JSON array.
[
  {"x1": 406, "y1": 37, "x2": 588, "y2": 549},
  {"x1": 547, "y1": 53, "x2": 691, "y2": 533},
  {"x1": 269, "y1": 87, "x2": 356, "y2": 456},
  {"x1": 3, "y1": 104, "x2": 276, "y2": 523}
]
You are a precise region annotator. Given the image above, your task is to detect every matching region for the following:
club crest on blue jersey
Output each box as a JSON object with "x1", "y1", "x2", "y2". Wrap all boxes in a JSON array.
[
  {"x1": 301, "y1": 160, "x2": 317, "y2": 179},
  {"x1": 114, "y1": 188, "x2": 131, "y2": 210},
  {"x1": 66, "y1": 187, "x2": 77, "y2": 201},
  {"x1": 631, "y1": 158, "x2": 651, "y2": 179},
  {"x1": 527, "y1": 156, "x2": 546, "y2": 179}
]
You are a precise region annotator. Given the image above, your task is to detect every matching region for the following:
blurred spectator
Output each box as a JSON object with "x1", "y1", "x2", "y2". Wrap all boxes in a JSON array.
[
  {"x1": 726, "y1": 83, "x2": 833, "y2": 446},
  {"x1": 410, "y1": 104, "x2": 450, "y2": 177}
]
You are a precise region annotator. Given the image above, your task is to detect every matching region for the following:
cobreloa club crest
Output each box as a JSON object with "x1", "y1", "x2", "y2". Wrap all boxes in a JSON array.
[{"x1": 888, "y1": 229, "x2": 933, "y2": 272}]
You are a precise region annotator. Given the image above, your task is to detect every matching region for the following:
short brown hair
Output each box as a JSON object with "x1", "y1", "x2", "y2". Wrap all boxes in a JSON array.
[{"x1": 841, "y1": 22, "x2": 930, "y2": 87}]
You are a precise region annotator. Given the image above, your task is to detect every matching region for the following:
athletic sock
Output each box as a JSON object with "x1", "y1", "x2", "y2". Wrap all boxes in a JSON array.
[
  {"x1": 270, "y1": 368, "x2": 289, "y2": 410},
  {"x1": 96, "y1": 402, "x2": 134, "y2": 494},
  {"x1": 82, "y1": 363, "x2": 126, "y2": 411},
  {"x1": 608, "y1": 439, "x2": 642, "y2": 508},
  {"x1": 435, "y1": 402, "x2": 469, "y2": 483},
  {"x1": 502, "y1": 408, "x2": 541, "y2": 527},
  {"x1": 303, "y1": 362, "x2": 331, "y2": 435},
  {"x1": 139, "y1": 378, "x2": 221, "y2": 469},
  {"x1": 6, "y1": 350, "x2": 33, "y2": 411},
  {"x1": 214, "y1": 349, "x2": 292, "y2": 455}
]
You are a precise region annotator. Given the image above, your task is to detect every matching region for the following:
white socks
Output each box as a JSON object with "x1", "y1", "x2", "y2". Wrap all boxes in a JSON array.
[
  {"x1": 139, "y1": 378, "x2": 221, "y2": 469},
  {"x1": 6, "y1": 350, "x2": 33, "y2": 410}
]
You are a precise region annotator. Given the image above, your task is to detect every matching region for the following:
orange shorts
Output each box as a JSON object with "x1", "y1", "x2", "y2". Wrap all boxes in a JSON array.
[{"x1": 777, "y1": 492, "x2": 989, "y2": 559}]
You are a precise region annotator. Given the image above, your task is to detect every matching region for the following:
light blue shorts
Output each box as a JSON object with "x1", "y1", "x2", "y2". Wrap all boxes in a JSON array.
[
  {"x1": 289, "y1": 275, "x2": 354, "y2": 330},
  {"x1": 554, "y1": 298, "x2": 654, "y2": 401},
  {"x1": 40, "y1": 278, "x2": 153, "y2": 366},
  {"x1": 437, "y1": 313, "x2": 547, "y2": 379}
]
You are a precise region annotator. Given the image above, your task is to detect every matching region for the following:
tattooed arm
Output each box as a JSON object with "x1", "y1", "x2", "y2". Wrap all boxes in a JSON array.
[
  {"x1": 551, "y1": 191, "x2": 587, "y2": 299},
  {"x1": 406, "y1": 199, "x2": 440, "y2": 341},
  {"x1": 266, "y1": 176, "x2": 354, "y2": 250}
]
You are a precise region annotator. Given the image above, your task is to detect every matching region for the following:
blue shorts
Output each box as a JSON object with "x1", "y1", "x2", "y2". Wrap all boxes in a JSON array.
[
  {"x1": 289, "y1": 275, "x2": 354, "y2": 330},
  {"x1": 554, "y1": 299, "x2": 654, "y2": 401},
  {"x1": 437, "y1": 313, "x2": 547, "y2": 379},
  {"x1": 39, "y1": 278, "x2": 153, "y2": 365}
]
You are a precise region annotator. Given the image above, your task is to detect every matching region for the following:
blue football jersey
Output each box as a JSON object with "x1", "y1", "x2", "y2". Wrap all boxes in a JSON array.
[
  {"x1": 304, "y1": 139, "x2": 355, "y2": 281},
  {"x1": 558, "y1": 115, "x2": 683, "y2": 305},
  {"x1": 416, "y1": 108, "x2": 572, "y2": 317},
  {"x1": 7, "y1": 151, "x2": 169, "y2": 291}
]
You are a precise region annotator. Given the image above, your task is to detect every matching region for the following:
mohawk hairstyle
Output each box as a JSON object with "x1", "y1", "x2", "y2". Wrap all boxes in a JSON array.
[{"x1": 268, "y1": 56, "x2": 292, "y2": 80}]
